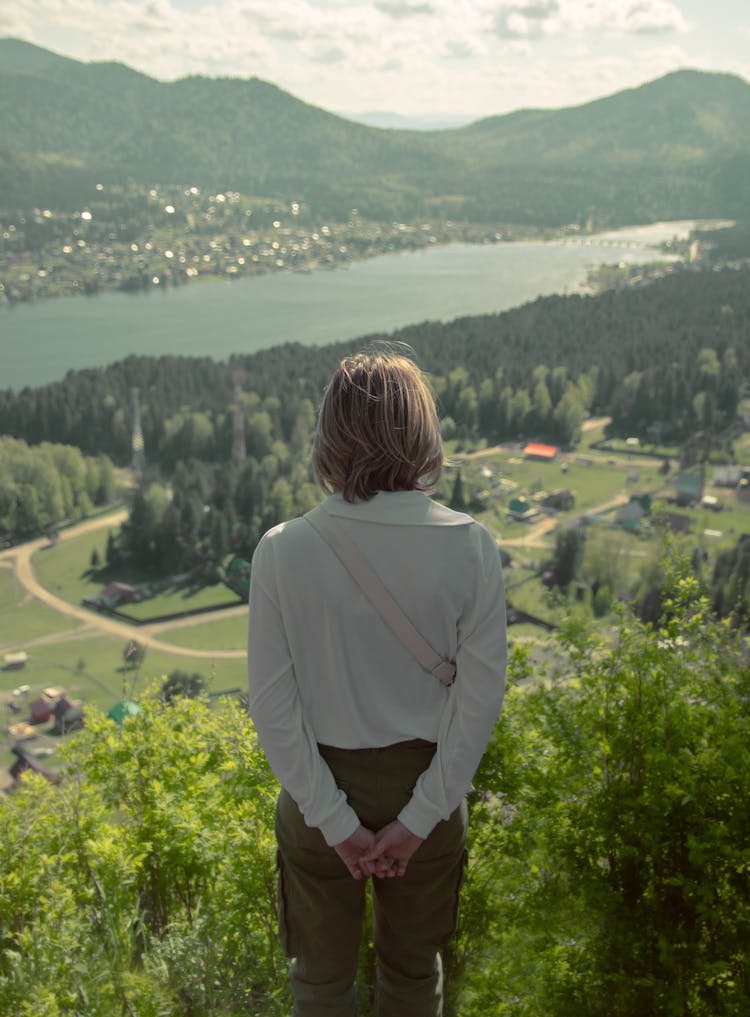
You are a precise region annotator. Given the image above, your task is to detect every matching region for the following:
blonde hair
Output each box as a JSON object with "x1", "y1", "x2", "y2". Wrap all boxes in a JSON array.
[{"x1": 312, "y1": 344, "x2": 443, "y2": 503}]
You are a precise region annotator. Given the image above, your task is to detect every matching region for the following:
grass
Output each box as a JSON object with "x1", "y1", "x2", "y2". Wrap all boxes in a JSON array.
[
  {"x1": 0, "y1": 631, "x2": 249, "y2": 781},
  {"x1": 448, "y1": 452, "x2": 665, "y2": 542},
  {"x1": 122, "y1": 583, "x2": 241, "y2": 620},
  {"x1": 30, "y1": 524, "x2": 241, "y2": 621},
  {"x1": 32, "y1": 528, "x2": 114, "y2": 605},
  {"x1": 0, "y1": 566, "x2": 81, "y2": 648},
  {"x1": 1, "y1": 634, "x2": 248, "y2": 706},
  {"x1": 156, "y1": 612, "x2": 247, "y2": 651}
]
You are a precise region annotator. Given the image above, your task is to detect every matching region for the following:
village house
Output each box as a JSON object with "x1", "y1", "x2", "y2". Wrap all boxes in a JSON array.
[
  {"x1": 523, "y1": 442, "x2": 559, "y2": 462},
  {"x1": 674, "y1": 469, "x2": 703, "y2": 507},
  {"x1": 29, "y1": 687, "x2": 65, "y2": 724},
  {"x1": 507, "y1": 496, "x2": 540, "y2": 522}
]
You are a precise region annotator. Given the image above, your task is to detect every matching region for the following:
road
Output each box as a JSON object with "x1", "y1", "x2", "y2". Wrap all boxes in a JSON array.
[
  {"x1": 1, "y1": 509, "x2": 246, "y2": 659},
  {"x1": 501, "y1": 493, "x2": 629, "y2": 549}
]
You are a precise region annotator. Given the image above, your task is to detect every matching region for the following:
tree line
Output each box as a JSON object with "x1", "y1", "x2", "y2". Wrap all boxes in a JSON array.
[
  {"x1": 0, "y1": 437, "x2": 116, "y2": 540},
  {"x1": 1, "y1": 265, "x2": 747, "y2": 463}
]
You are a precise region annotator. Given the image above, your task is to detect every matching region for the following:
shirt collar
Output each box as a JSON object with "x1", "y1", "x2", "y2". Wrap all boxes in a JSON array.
[{"x1": 321, "y1": 490, "x2": 473, "y2": 527}]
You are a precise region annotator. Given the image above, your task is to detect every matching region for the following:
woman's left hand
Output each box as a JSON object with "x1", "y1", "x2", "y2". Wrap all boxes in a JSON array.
[{"x1": 333, "y1": 824, "x2": 378, "y2": 879}]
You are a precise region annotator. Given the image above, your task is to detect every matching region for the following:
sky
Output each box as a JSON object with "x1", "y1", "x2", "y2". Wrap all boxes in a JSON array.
[{"x1": 1, "y1": 0, "x2": 748, "y2": 120}]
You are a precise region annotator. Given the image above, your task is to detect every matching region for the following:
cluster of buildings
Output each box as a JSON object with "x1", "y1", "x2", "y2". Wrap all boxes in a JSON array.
[{"x1": 2, "y1": 657, "x2": 142, "y2": 793}]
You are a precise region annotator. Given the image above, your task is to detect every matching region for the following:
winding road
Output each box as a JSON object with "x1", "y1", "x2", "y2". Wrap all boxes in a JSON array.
[{"x1": 0, "y1": 508, "x2": 247, "y2": 659}]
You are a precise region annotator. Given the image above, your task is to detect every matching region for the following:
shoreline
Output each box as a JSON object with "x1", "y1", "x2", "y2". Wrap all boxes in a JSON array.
[{"x1": 0, "y1": 217, "x2": 710, "y2": 310}]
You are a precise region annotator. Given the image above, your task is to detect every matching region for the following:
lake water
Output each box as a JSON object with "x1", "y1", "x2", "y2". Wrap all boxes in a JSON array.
[{"x1": 1, "y1": 221, "x2": 697, "y2": 391}]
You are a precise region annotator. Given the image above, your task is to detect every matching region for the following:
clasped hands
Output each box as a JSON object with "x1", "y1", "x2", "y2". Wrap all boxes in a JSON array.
[{"x1": 334, "y1": 820, "x2": 424, "y2": 880}]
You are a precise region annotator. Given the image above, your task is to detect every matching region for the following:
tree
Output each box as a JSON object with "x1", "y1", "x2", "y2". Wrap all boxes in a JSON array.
[
  {"x1": 465, "y1": 570, "x2": 750, "y2": 1017},
  {"x1": 711, "y1": 533, "x2": 750, "y2": 628},
  {"x1": 161, "y1": 670, "x2": 207, "y2": 703},
  {"x1": 549, "y1": 525, "x2": 586, "y2": 589},
  {"x1": 105, "y1": 530, "x2": 119, "y2": 567},
  {"x1": 123, "y1": 639, "x2": 146, "y2": 670},
  {"x1": 450, "y1": 470, "x2": 466, "y2": 510}
]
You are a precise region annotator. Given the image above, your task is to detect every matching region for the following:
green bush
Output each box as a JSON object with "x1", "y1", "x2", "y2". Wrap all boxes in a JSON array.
[
  {"x1": 2, "y1": 571, "x2": 747, "y2": 1016},
  {"x1": 459, "y1": 573, "x2": 749, "y2": 1016},
  {"x1": 0, "y1": 692, "x2": 285, "y2": 1017}
]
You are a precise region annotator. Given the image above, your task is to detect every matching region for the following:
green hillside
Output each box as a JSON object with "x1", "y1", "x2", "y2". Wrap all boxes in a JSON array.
[{"x1": 1, "y1": 38, "x2": 750, "y2": 224}]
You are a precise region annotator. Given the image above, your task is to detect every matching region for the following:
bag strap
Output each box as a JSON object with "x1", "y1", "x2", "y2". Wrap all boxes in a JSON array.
[{"x1": 305, "y1": 506, "x2": 456, "y2": 687}]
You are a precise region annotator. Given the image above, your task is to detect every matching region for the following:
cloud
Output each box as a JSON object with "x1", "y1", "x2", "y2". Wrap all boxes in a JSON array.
[
  {"x1": 306, "y1": 43, "x2": 347, "y2": 64},
  {"x1": 444, "y1": 38, "x2": 479, "y2": 58},
  {"x1": 494, "y1": 1, "x2": 560, "y2": 40},
  {"x1": 622, "y1": 1, "x2": 688, "y2": 35},
  {"x1": 374, "y1": 1, "x2": 435, "y2": 18},
  {"x1": 492, "y1": 0, "x2": 688, "y2": 40},
  {"x1": 5, "y1": 0, "x2": 730, "y2": 121}
]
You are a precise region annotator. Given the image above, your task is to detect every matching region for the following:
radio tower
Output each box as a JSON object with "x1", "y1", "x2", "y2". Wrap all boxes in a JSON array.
[
  {"x1": 232, "y1": 369, "x2": 246, "y2": 463},
  {"x1": 131, "y1": 387, "x2": 146, "y2": 477}
]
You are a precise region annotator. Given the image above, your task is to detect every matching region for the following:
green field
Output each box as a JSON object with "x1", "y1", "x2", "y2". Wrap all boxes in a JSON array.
[
  {"x1": 2, "y1": 537, "x2": 248, "y2": 785},
  {"x1": 122, "y1": 583, "x2": 241, "y2": 620},
  {"x1": 157, "y1": 612, "x2": 248, "y2": 651},
  {"x1": 0, "y1": 566, "x2": 81, "y2": 646},
  {"x1": 32, "y1": 527, "x2": 116, "y2": 605},
  {"x1": 31, "y1": 523, "x2": 241, "y2": 620},
  {"x1": 448, "y1": 449, "x2": 666, "y2": 542},
  {"x1": 1, "y1": 629, "x2": 248, "y2": 777}
]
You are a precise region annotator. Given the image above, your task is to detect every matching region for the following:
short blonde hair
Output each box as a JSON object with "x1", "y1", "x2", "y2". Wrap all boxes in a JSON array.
[{"x1": 312, "y1": 345, "x2": 443, "y2": 503}]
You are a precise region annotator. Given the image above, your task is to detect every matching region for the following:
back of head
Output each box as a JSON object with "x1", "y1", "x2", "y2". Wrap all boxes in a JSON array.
[{"x1": 313, "y1": 345, "x2": 443, "y2": 502}]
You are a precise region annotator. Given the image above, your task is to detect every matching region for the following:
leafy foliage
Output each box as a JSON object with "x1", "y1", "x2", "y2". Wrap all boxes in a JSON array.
[
  {"x1": 0, "y1": 436, "x2": 115, "y2": 539},
  {"x1": 1, "y1": 575, "x2": 747, "y2": 1016},
  {"x1": 0, "y1": 692, "x2": 285, "y2": 1017},
  {"x1": 1, "y1": 267, "x2": 747, "y2": 466},
  {"x1": 459, "y1": 574, "x2": 750, "y2": 1016}
]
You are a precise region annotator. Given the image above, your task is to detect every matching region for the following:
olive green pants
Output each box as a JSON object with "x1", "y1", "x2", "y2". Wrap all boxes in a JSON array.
[{"x1": 275, "y1": 739, "x2": 468, "y2": 1017}]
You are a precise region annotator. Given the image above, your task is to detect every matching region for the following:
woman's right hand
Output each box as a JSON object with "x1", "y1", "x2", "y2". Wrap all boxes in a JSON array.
[{"x1": 364, "y1": 820, "x2": 424, "y2": 877}]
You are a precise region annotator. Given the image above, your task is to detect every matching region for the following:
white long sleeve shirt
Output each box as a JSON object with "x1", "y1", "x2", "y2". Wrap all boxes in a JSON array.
[{"x1": 247, "y1": 490, "x2": 507, "y2": 846}]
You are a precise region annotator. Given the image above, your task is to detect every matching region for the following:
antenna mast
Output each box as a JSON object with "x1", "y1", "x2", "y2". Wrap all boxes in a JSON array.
[
  {"x1": 232, "y1": 369, "x2": 246, "y2": 463},
  {"x1": 131, "y1": 387, "x2": 146, "y2": 476}
]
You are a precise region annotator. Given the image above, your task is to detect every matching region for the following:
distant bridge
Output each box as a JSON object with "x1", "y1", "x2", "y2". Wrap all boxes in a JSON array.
[{"x1": 552, "y1": 237, "x2": 657, "y2": 250}]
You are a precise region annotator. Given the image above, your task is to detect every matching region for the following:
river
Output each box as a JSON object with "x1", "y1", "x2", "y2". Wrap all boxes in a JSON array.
[{"x1": 1, "y1": 221, "x2": 698, "y2": 391}]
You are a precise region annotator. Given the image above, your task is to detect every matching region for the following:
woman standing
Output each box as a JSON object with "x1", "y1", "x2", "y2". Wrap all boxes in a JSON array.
[{"x1": 248, "y1": 347, "x2": 507, "y2": 1016}]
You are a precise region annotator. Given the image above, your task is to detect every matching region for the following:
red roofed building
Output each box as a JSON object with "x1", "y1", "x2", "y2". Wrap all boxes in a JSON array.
[{"x1": 524, "y1": 442, "x2": 559, "y2": 461}]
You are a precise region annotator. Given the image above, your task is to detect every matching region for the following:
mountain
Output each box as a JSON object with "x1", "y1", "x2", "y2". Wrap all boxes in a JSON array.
[{"x1": 1, "y1": 38, "x2": 749, "y2": 225}]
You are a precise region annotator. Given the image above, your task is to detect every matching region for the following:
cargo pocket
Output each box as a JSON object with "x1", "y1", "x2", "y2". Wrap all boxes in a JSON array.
[
  {"x1": 446, "y1": 848, "x2": 469, "y2": 944},
  {"x1": 276, "y1": 850, "x2": 293, "y2": 957}
]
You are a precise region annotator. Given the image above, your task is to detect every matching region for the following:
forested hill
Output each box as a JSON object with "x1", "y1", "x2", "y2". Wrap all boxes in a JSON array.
[
  {"x1": 1, "y1": 37, "x2": 749, "y2": 224},
  {"x1": 0, "y1": 265, "x2": 747, "y2": 465}
]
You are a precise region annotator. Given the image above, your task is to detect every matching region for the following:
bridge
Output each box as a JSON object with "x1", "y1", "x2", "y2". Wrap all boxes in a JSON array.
[{"x1": 552, "y1": 237, "x2": 658, "y2": 250}]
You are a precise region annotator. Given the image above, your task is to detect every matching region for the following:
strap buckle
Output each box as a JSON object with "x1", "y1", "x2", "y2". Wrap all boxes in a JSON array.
[{"x1": 431, "y1": 660, "x2": 456, "y2": 687}]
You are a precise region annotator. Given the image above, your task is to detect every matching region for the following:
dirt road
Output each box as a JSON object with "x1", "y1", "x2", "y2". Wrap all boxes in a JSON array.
[
  {"x1": 1, "y1": 509, "x2": 246, "y2": 659},
  {"x1": 500, "y1": 493, "x2": 628, "y2": 549}
]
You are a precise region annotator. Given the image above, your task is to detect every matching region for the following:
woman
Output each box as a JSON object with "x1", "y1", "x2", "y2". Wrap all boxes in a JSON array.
[{"x1": 247, "y1": 346, "x2": 507, "y2": 1017}]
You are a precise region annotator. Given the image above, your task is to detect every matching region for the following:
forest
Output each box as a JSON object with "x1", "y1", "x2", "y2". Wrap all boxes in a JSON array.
[
  {"x1": 0, "y1": 438, "x2": 116, "y2": 539},
  {"x1": 2, "y1": 264, "x2": 747, "y2": 463},
  {"x1": 1, "y1": 263, "x2": 747, "y2": 629},
  {"x1": 1, "y1": 265, "x2": 746, "y2": 562},
  {"x1": 2, "y1": 40, "x2": 750, "y2": 225}
]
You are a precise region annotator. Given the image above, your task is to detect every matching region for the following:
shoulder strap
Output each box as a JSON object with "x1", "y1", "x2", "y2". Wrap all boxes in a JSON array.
[{"x1": 305, "y1": 506, "x2": 456, "y2": 687}]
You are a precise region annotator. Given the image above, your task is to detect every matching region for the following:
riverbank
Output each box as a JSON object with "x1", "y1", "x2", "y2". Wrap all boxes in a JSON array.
[
  {"x1": 1, "y1": 221, "x2": 706, "y2": 392},
  {"x1": 0, "y1": 206, "x2": 563, "y2": 307}
]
